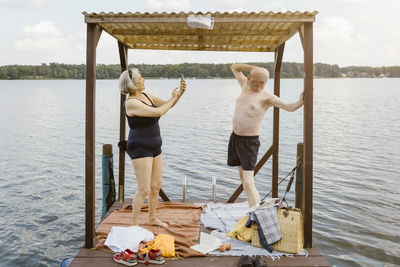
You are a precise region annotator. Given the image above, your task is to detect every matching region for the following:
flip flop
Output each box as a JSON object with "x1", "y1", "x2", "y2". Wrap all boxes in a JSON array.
[
  {"x1": 114, "y1": 249, "x2": 138, "y2": 266},
  {"x1": 137, "y1": 249, "x2": 165, "y2": 265}
]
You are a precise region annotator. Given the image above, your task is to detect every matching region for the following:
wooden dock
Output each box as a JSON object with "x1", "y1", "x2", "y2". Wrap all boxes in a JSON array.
[
  {"x1": 70, "y1": 247, "x2": 329, "y2": 266},
  {"x1": 69, "y1": 199, "x2": 330, "y2": 267}
]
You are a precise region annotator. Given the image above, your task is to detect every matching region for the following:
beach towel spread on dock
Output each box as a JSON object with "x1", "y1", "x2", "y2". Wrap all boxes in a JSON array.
[
  {"x1": 95, "y1": 201, "x2": 205, "y2": 258},
  {"x1": 200, "y1": 201, "x2": 307, "y2": 258},
  {"x1": 200, "y1": 201, "x2": 249, "y2": 232}
]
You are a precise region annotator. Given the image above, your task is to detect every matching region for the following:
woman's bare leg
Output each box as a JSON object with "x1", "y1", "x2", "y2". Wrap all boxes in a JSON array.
[
  {"x1": 148, "y1": 154, "x2": 168, "y2": 227},
  {"x1": 131, "y1": 157, "x2": 153, "y2": 226}
]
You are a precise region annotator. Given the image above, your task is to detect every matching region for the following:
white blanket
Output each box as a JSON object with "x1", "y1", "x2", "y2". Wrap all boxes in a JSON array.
[{"x1": 105, "y1": 226, "x2": 154, "y2": 253}]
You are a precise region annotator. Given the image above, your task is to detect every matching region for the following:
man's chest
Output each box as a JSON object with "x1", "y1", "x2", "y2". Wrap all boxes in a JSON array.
[{"x1": 236, "y1": 94, "x2": 268, "y2": 116}]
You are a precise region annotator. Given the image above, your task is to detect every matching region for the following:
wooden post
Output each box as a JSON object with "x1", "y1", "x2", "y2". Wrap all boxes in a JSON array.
[
  {"x1": 272, "y1": 43, "x2": 285, "y2": 198},
  {"x1": 102, "y1": 144, "x2": 113, "y2": 218},
  {"x1": 85, "y1": 23, "x2": 101, "y2": 249},
  {"x1": 118, "y1": 41, "x2": 128, "y2": 203},
  {"x1": 303, "y1": 22, "x2": 314, "y2": 248},
  {"x1": 295, "y1": 143, "x2": 304, "y2": 212}
]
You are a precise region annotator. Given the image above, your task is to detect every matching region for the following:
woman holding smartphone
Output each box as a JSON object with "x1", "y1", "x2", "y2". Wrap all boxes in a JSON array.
[{"x1": 119, "y1": 69, "x2": 186, "y2": 227}]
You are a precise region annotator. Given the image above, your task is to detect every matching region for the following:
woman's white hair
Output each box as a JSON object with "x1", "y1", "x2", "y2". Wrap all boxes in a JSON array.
[{"x1": 118, "y1": 68, "x2": 140, "y2": 95}]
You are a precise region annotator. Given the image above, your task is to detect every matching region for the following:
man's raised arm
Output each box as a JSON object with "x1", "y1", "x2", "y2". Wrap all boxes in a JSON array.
[
  {"x1": 268, "y1": 90, "x2": 304, "y2": 112},
  {"x1": 231, "y1": 63, "x2": 257, "y2": 87}
]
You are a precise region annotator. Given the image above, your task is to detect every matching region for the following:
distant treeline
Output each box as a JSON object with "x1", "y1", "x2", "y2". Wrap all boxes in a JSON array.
[{"x1": 0, "y1": 62, "x2": 399, "y2": 80}]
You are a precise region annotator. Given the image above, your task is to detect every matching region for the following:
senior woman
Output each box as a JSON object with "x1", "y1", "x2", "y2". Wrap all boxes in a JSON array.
[{"x1": 119, "y1": 68, "x2": 186, "y2": 227}]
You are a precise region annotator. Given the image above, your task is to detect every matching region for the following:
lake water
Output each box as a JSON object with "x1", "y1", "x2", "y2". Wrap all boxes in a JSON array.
[{"x1": 0, "y1": 78, "x2": 399, "y2": 266}]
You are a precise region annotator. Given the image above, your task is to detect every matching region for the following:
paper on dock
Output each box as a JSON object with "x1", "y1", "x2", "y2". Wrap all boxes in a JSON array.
[{"x1": 190, "y1": 232, "x2": 222, "y2": 255}]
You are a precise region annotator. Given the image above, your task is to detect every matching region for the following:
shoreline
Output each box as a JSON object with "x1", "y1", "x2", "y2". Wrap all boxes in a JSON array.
[{"x1": 0, "y1": 76, "x2": 397, "y2": 81}]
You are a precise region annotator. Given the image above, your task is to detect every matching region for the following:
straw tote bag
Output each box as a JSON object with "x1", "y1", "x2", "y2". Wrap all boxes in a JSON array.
[
  {"x1": 251, "y1": 223, "x2": 262, "y2": 248},
  {"x1": 272, "y1": 206, "x2": 304, "y2": 254},
  {"x1": 251, "y1": 206, "x2": 304, "y2": 254}
]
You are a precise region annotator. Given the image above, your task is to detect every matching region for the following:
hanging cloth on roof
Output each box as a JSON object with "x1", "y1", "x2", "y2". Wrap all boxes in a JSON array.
[{"x1": 187, "y1": 14, "x2": 214, "y2": 30}]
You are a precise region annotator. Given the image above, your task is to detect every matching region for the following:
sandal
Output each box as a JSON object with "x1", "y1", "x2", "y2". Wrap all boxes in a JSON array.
[
  {"x1": 114, "y1": 249, "x2": 138, "y2": 266},
  {"x1": 237, "y1": 255, "x2": 253, "y2": 267},
  {"x1": 137, "y1": 249, "x2": 165, "y2": 265},
  {"x1": 253, "y1": 255, "x2": 269, "y2": 267}
]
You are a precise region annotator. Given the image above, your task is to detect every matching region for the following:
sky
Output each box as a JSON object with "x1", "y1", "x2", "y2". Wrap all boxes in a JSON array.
[{"x1": 0, "y1": 0, "x2": 399, "y2": 67}]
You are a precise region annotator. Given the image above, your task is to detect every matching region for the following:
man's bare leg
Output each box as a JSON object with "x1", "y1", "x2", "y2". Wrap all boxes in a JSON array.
[
  {"x1": 238, "y1": 166, "x2": 261, "y2": 208},
  {"x1": 148, "y1": 154, "x2": 168, "y2": 227}
]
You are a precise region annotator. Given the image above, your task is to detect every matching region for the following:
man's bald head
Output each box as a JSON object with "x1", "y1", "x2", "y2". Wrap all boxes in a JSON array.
[{"x1": 247, "y1": 67, "x2": 269, "y2": 90}]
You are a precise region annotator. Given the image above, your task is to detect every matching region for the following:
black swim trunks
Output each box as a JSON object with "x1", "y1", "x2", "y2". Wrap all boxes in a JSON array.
[{"x1": 227, "y1": 131, "x2": 260, "y2": 171}]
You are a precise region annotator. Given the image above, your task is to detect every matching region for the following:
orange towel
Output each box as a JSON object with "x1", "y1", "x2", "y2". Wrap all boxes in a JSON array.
[
  {"x1": 139, "y1": 234, "x2": 175, "y2": 257},
  {"x1": 95, "y1": 201, "x2": 205, "y2": 258}
]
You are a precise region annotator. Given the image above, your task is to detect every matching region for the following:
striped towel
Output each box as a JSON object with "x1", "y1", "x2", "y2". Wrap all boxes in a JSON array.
[{"x1": 251, "y1": 206, "x2": 281, "y2": 251}]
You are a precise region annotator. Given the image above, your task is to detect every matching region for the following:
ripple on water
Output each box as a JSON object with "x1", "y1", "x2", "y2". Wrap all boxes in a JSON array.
[{"x1": 1, "y1": 79, "x2": 400, "y2": 266}]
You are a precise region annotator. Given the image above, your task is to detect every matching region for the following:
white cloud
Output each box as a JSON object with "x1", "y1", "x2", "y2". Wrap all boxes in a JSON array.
[
  {"x1": 359, "y1": 14, "x2": 378, "y2": 24},
  {"x1": 208, "y1": 0, "x2": 246, "y2": 8},
  {"x1": 384, "y1": 30, "x2": 400, "y2": 64},
  {"x1": 316, "y1": 16, "x2": 355, "y2": 45},
  {"x1": 393, "y1": 30, "x2": 400, "y2": 44},
  {"x1": 228, "y1": 2, "x2": 287, "y2": 13},
  {"x1": 194, "y1": 0, "x2": 245, "y2": 12},
  {"x1": 22, "y1": 20, "x2": 60, "y2": 36},
  {"x1": 0, "y1": 0, "x2": 45, "y2": 8},
  {"x1": 15, "y1": 21, "x2": 62, "y2": 51},
  {"x1": 145, "y1": 0, "x2": 191, "y2": 12},
  {"x1": 263, "y1": 3, "x2": 287, "y2": 12},
  {"x1": 13, "y1": 20, "x2": 86, "y2": 64},
  {"x1": 310, "y1": 0, "x2": 366, "y2": 3}
]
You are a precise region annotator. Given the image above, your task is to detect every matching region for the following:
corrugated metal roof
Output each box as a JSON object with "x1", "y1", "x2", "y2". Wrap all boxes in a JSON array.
[{"x1": 82, "y1": 11, "x2": 317, "y2": 52}]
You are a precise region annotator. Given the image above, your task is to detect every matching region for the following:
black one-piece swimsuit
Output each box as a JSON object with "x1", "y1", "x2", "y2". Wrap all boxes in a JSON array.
[{"x1": 125, "y1": 93, "x2": 162, "y2": 159}]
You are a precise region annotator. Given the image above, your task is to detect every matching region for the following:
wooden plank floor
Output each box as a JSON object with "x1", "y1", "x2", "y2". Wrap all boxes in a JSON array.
[
  {"x1": 70, "y1": 246, "x2": 330, "y2": 266},
  {"x1": 70, "y1": 199, "x2": 330, "y2": 267}
]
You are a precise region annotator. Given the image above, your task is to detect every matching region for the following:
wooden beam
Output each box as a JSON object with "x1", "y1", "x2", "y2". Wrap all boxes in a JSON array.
[
  {"x1": 94, "y1": 26, "x2": 103, "y2": 48},
  {"x1": 125, "y1": 43, "x2": 274, "y2": 52},
  {"x1": 159, "y1": 189, "x2": 170, "y2": 202},
  {"x1": 85, "y1": 15, "x2": 315, "y2": 24},
  {"x1": 117, "y1": 41, "x2": 128, "y2": 203},
  {"x1": 272, "y1": 43, "x2": 285, "y2": 198},
  {"x1": 303, "y1": 22, "x2": 314, "y2": 249},
  {"x1": 227, "y1": 145, "x2": 274, "y2": 203},
  {"x1": 298, "y1": 25, "x2": 305, "y2": 51},
  {"x1": 110, "y1": 28, "x2": 289, "y2": 36},
  {"x1": 85, "y1": 23, "x2": 97, "y2": 249},
  {"x1": 295, "y1": 143, "x2": 304, "y2": 212},
  {"x1": 274, "y1": 24, "x2": 300, "y2": 50},
  {"x1": 123, "y1": 36, "x2": 280, "y2": 47}
]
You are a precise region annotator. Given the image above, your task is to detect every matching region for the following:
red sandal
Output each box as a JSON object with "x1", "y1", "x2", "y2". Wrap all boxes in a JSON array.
[
  {"x1": 114, "y1": 249, "x2": 138, "y2": 266},
  {"x1": 137, "y1": 249, "x2": 165, "y2": 265}
]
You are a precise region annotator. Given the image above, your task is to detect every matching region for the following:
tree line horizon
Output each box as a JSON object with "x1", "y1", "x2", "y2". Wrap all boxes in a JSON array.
[{"x1": 1, "y1": 62, "x2": 399, "y2": 80}]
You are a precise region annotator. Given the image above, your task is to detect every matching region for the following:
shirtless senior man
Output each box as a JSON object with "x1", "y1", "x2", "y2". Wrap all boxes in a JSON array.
[{"x1": 228, "y1": 63, "x2": 304, "y2": 208}]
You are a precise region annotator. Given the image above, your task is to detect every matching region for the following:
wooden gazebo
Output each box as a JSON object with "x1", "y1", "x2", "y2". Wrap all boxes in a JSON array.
[{"x1": 83, "y1": 11, "x2": 317, "y2": 251}]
